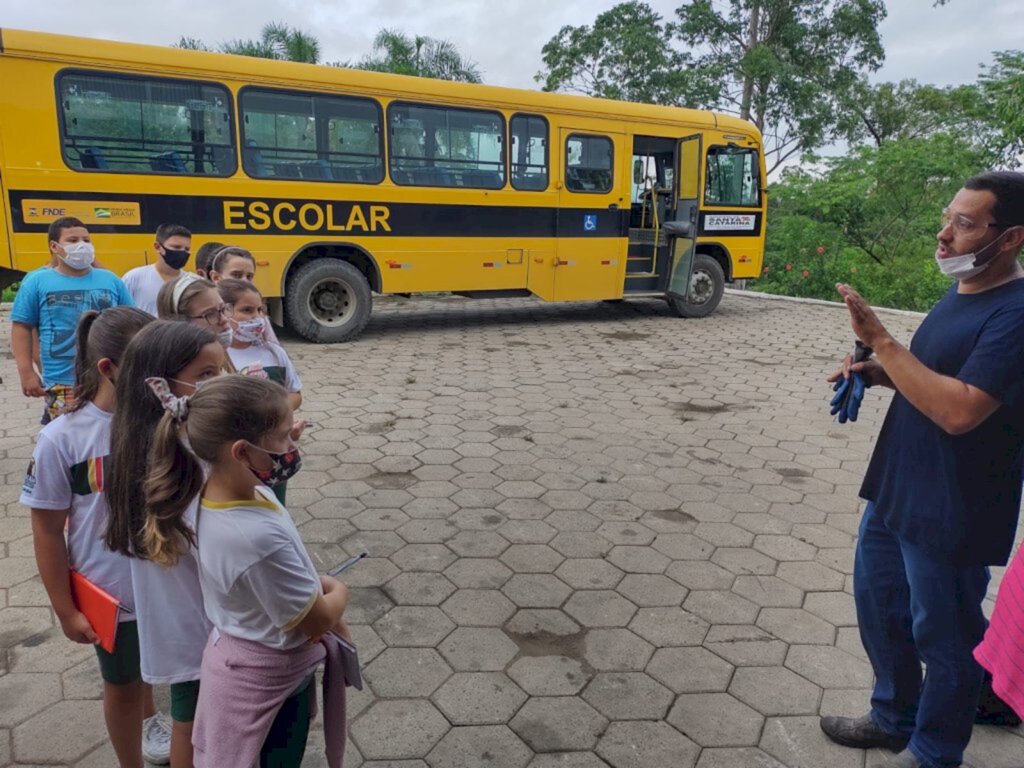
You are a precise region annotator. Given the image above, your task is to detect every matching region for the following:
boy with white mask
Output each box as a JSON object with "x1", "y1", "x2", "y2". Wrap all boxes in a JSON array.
[{"x1": 11, "y1": 216, "x2": 134, "y2": 423}]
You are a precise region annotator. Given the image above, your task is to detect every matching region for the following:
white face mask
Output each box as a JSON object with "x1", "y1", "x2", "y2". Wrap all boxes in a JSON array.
[
  {"x1": 60, "y1": 241, "x2": 96, "y2": 270},
  {"x1": 217, "y1": 328, "x2": 234, "y2": 346},
  {"x1": 934, "y1": 228, "x2": 1015, "y2": 281},
  {"x1": 233, "y1": 317, "x2": 265, "y2": 344}
]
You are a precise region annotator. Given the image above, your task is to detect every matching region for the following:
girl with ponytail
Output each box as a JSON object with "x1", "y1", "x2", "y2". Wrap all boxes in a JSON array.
[
  {"x1": 21, "y1": 307, "x2": 169, "y2": 767},
  {"x1": 105, "y1": 320, "x2": 225, "y2": 768},
  {"x1": 145, "y1": 374, "x2": 350, "y2": 768}
]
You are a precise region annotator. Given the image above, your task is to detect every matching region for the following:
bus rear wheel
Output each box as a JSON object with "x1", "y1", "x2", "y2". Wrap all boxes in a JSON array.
[
  {"x1": 666, "y1": 253, "x2": 725, "y2": 319},
  {"x1": 285, "y1": 258, "x2": 372, "y2": 343}
]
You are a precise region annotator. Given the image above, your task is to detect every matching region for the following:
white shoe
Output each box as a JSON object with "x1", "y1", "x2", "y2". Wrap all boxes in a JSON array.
[{"x1": 142, "y1": 712, "x2": 172, "y2": 765}]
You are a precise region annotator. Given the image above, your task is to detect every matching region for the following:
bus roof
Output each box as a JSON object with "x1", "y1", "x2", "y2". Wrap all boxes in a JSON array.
[{"x1": 0, "y1": 27, "x2": 759, "y2": 139}]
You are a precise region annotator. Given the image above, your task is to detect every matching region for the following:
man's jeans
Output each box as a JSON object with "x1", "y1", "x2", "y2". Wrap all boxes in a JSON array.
[{"x1": 855, "y1": 503, "x2": 989, "y2": 768}]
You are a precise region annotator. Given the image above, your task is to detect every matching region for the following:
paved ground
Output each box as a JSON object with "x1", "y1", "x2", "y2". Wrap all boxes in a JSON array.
[{"x1": 2, "y1": 291, "x2": 1023, "y2": 768}]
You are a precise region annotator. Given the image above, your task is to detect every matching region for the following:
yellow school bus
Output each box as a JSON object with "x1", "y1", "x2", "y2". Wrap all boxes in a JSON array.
[{"x1": 0, "y1": 28, "x2": 767, "y2": 342}]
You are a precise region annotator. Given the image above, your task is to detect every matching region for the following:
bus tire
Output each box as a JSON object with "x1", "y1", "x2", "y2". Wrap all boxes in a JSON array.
[
  {"x1": 666, "y1": 253, "x2": 724, "y2": 319},
  {"x1": 285, "y1": 258, "x2": 372, "y2": 343}
]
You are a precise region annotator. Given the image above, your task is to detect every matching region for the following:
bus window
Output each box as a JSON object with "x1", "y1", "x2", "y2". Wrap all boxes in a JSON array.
[
  {"x1": 705, "y1": 146, "x2": 760, "y2": 206},
  {"x1": 565, "y1": 135, "x2": 613, "y2": 193},
  {"x1": 389, "y1": 103, "x2": 505, "y2": 189},
  {"x1": 240, "y1": 88, "x2": 383, "y2": 183},
  {"x1": 58, "y1": 71, "x2": 234, "y2": 176},
  {"x1": 510, "y1": 114, "x2": 548, "y2": 191}
]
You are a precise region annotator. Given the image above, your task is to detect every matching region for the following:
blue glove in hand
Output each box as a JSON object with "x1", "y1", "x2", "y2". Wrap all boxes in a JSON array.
[{"x1": 830, "y1": 372, "x2": 866, "y2": 424}]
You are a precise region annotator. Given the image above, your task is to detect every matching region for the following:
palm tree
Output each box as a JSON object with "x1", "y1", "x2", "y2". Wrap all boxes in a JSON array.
[
  {"x1": 177, "y1": 22, "x2": 320, "y2": 64},
  {"x1": 354, "y1": 29, "x2": 482, "y2": 83}
]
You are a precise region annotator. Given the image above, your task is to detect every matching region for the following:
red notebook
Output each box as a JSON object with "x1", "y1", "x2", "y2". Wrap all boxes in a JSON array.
[{"x1": 69, "y1": 570, "x2": 124, "y2": 653}]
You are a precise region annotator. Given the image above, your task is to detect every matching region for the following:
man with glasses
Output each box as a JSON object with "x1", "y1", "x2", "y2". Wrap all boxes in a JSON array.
[{"x1": 820, "y1": 171, "x2": 1024, "y2": 768}]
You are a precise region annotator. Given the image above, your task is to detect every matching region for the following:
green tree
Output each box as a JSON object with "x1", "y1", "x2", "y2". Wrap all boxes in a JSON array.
[
  {"x1": 351, "y1": 29, "x2": 482, "y2": 83},
  {"x1": 672, "y1": 0, "x2": 887, "y2": 173},
  {"x1": 174, "y1": 22, "x2": 320, "y2": 63},
  {"x1": 979, "y1": 51, "x2": 1024, "y2": 166},
  {"x1": 535, "y1": 2, "x2": 695, "y2": 105}
]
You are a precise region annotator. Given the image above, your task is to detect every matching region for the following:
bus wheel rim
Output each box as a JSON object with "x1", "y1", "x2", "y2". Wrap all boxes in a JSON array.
[
  {"x1": 689, "y1": 269, "x2": 714, "y2": 305},
  {"x1": 308, "y1": 277, "x2": 356, "y2": 326}
]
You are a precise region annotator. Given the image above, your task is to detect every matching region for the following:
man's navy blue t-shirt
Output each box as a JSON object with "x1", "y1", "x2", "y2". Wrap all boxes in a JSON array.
[{"x1": 860, "y1": 279, "x2": 1024, "y2": 566}]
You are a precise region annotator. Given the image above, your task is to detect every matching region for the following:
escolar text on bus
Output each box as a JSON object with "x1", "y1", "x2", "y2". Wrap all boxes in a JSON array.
[{"x1": 223, "y1": 201, "x2": 392, "y2": 233}]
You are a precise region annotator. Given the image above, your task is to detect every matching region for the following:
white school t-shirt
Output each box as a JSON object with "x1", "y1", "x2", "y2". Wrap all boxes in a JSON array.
[
  {"x1": 130, "y1": 499, "x2": 213, "y2": 684},
  {"x1": 226, "y1": 343, "x2": 303, "y2": 392},
  {"x1": 196, "y1": 487, "x2": 320, "y2": 650},
  {"x1": 121, "y1": 265, "x2": 178, "y2": 316},
  {"x1": 19, "y1": 403, "x2": 134, "y2": 618}
]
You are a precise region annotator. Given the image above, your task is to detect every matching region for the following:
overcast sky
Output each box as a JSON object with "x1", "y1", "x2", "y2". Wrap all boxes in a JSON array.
[{"x1": 2, "y1": 1, "x2": 1019, "y2": 94}]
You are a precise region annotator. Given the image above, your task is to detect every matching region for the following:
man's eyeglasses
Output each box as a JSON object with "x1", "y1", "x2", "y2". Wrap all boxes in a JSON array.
[
  {"x1": 941, "y1": 208, "x2": 1002, "y2": 241},
  {"x1": 189, "y1": 303, "x2": 231, "y2": 326}
]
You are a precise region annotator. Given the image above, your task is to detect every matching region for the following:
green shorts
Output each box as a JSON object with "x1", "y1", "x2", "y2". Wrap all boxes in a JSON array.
[
  {"x1": 260, "y1": 675, "x2": 313, "y2": 768},
  {"x1": 169, "y1": 680, "x2": 201, "y2": 723},
  {"x1": 271, "y1": 480, "x2": 287, "y2": 505},
  {"x1": 93, "y1": 620, "x2": 141, "y2": 685}
]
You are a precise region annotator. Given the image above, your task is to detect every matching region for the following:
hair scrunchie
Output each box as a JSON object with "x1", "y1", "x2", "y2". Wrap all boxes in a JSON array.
[{"x1": 146, "y1": 377, "x2": 190, "y2": 421}]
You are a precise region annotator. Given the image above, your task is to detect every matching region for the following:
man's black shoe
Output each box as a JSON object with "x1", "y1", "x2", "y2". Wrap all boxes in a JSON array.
[
  {"x1": 819, "y1": 713, "x2": 909, "y2": 751},
  {"x1": 976, "y1": 674, "x2": 1022, "y2": 726}
]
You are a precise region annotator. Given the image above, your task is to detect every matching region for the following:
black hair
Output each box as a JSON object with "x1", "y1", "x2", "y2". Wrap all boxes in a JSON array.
[
  {"x1": 48, "y1": 216, "x2": 86, "y2": 243},
  {"x1": 194, "y1": 241, "x2": 225, "y2": 276},
  {"x1": 155, "y1": 223, "x2": 192, "y2": 244},
  {"x1": 964, "y1": 172, "x2": 1024, "y2": 229}
]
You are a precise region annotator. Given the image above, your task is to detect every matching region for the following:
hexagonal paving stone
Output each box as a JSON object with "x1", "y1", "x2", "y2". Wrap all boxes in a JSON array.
[
  {"x1": 646, "y1": 646, "x2": 734, "y2": 693},
  {"x1": 345, "y1": 587, "x2": 397, "y2": 624},
  {"x1": 439, "y1": 627, "x2": 519, "y2": 671},
  {"x1": 527, "y1": 753, "x2": 611, "y2": 768},
  {"x1": 683, "y1": 590, "x2": 759, "y2": 625},
  {"x1": 665, "y1": 560, "x2": 736, "y2": 591},
  {"x1": 432, "y1": 672, "x2": 528, "y2": 725},
  {"x1": 595, "y1": 521, "x2": 657, "y2": 546},
  {"x1": 703, "y1": 625, "x2": 788, "y2": 667},
  {"x1": 384, "y1": 572, "x2": 457, "y2": 606},
  {"x1": 729, "y1": 666, "x2": 822, "y2": 716},
  {"x1": 364, "y1": 647, "x2": 452, "y2": 697},
  {"x1": 753, "y1": 534, "x2": 818, "y2": 562},
  {"x1": 694, "y1": 747, "x2": 788, "y2": 768},
  {"x1": 555, "y1": 558, "x2": 624, "y2": 590},
  {"x1": 775, "y1": 560, "x2": 847, "y2": 592},
  {"x1": 605, "y1": 546, "x2": 670, "y2": 574},
  {"x1": 426, "y1": 724, "x2": 532, "y2": 768},
  {"x1": 502, "y1": 574, "x2": 573, "y2": 609},
  {"x1": 564, "y1": 590, "x2": 637, "y2": 627},
  {"x1": 759, "y1": 716, "x2": 865, "y2": 768},
  {"x1": 757, "y1": 607, "x2": 836, "y2": 646},
  {"x1": 711, "y1": 547, "x2": 778, "y2": 575},
  {"x1": 615, "y1": 574, "x2": 688, "y2": 607},
  {"x1": 627, "y1": 607, "x2": 709, "y2": 647},
  {"x1": 351, "y1": 699, "x2": 451, "y2": 760},
  {"x1": 374, "y1": 606, "x2": 456, "y2": 647},
  {"x1": 667, "y1": 692, "x2": 764, "y2": 748},
  {"x1": 391, "y1": 543, "x2": 458, "y2": 572},
  {"x1": 549, "y1": 532, "x2": 613, "y2": 558},
  {"x1": 730, "y1": 575, "x2": 803, "y2": 608},
  {"x1": 583, "y1": 628, "x2": 654, "y2": 672},
  {"x1": 441, "y1": 589, "x2": 517, "y2": 626},
  {"x1": 445, "y1": 558, "x2": 513, "y2": 589},
  {"x1": 652, "y1": 533, "x2": 715, "y2": 561},
  {"x1": 448, "y1": 531, "x2": 511, "y2": 558},
  {"x1": 12, "y1": 699, "x2": 107, "y2": 764},
  {"x1": 500, "y1": 544, "x2": 565, "y2": 573},
  {"x1": 582, "y1": 672, "x2": 673, "y2": 720},
  {"x1": 510, "y1": 697, "x2": 608, "y2": 752},
  {"x1": 785, "y1": 645, "x2": 873, "y2": 688},
  {"x1": 803, "y1": 590, "x2": 858, "y2": 626},
  {"x1": 504, "y1": 609, "x2": 582, "y2": 639},
  {"x1": 596, "y1": 720, "x2": 700, "y2": 768},
  {"x1": 506, "y1": 655, "x2": 591, "y2": 696},
  {"x1": 499, "y1": 519, "x2": 558, "y2": 544},
  {"x1": 0, "y1": 673, "x2": 62, "y2": 727}
]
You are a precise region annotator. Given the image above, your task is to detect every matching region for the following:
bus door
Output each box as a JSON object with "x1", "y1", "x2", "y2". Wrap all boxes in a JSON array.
[
  {"x1": 0, "y1": 148, "x2": 11, "y2": 275},
  {"x1": 547, "y1": 129, "x2": 627, "y2": 301},
  {"x1": 665, "y1": 134, "x2": 703, "y2": 302}
]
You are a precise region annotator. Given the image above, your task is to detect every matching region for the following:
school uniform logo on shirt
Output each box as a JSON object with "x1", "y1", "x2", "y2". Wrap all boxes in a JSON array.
[
  {"x1": 22, "y1": 460, "x2": 37, "y2": 495},
  {"x1": 70, "y1": 455, "x2": 106, "y2": 495}
]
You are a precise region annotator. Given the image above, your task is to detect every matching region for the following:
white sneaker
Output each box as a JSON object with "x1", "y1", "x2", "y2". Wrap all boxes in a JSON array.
[{"x1": 142, "y1": 712, "x2": 172, "y2": 765}]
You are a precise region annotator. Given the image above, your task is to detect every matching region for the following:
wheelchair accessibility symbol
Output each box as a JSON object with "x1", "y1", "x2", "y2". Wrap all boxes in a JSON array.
[{"x1": 583, "y1": 214, "x2": 598, "y2": 232}]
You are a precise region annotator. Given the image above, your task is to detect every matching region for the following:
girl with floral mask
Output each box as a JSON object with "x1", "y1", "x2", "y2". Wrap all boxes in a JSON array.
[{"x1": 144, "y1": 375, "x2": 350, "y2": 768}]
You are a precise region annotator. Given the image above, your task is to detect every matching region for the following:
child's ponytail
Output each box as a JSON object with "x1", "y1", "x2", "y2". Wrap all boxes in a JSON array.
[
  {"x1": 70, "y1": 307, "x2": 152, "y2": 412},
  {"x1": 142, "y1": 380, "x2": 203, "y2": 566}
]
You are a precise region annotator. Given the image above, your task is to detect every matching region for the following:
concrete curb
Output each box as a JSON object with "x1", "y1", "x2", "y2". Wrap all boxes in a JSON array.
[{"x1": 725, "y1": 287, "x2": 928, "y2": 319}]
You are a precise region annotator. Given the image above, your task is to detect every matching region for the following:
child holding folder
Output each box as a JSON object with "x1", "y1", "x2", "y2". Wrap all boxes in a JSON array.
[{"x1": 22, "y1": 307, "x2": 171, "y2": 767}]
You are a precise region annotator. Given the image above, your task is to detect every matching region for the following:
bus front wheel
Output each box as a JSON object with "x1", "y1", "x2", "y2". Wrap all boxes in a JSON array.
[
  {"x1": 285, "y1": 258, "x2": 372, "y2": 343},
  {"x1": 666, "y1": 254, "x2": 725, "y2": 319}
]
